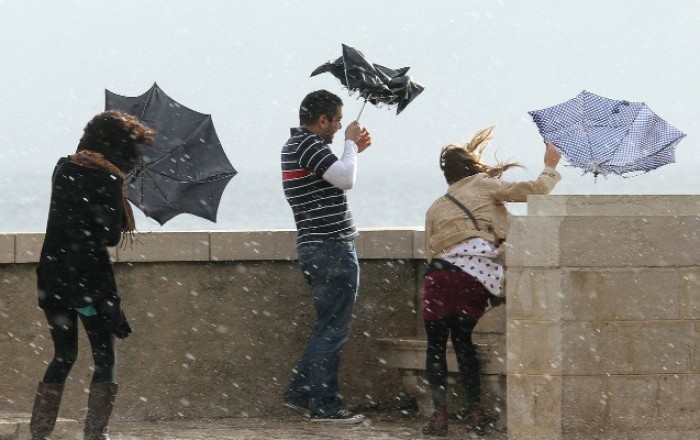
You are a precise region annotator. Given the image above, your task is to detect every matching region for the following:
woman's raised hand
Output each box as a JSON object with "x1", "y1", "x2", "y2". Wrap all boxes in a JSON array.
[{"x1": 544, "y1": 142, "x2": 561, "y2": 168}]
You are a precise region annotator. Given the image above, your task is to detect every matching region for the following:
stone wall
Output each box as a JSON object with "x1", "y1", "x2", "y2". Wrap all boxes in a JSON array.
[
  {"x1": 2, "y1": 195, "x2": 697, "y2": 439},
  {"x1": 507, "y1": 195, "x2": 700, "y2": 440},
  {"x1": 0, "y1": 229, "x2": 425, "y2": 421}
]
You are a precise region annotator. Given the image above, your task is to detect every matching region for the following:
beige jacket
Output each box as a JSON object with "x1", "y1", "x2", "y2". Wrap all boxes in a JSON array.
[{"x1": 424, "y1": 167, "x2": 561, "y2": 261}]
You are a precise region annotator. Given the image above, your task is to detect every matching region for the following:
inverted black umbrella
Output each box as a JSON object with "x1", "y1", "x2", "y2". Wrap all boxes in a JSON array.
[
  {"x1": 311, "y1": 44, "x2": 424, "y2": 119},
  {"x1": 105, "y1": 83, "x2": 237, "y2": 225},
  {"x1": 529, "y1": 90, "x2": 686, "y2": 178}
]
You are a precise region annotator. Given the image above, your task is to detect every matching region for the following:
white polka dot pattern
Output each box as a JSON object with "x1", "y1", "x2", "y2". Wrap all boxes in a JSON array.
[{"x1": 439, "y1": 238, "x2": 504, "y2": 297}]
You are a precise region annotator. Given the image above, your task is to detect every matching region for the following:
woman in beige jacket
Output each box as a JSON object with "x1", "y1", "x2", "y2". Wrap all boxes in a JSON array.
[{"x1": 422, "y1": 126, "x2": 561, "y2": 437}]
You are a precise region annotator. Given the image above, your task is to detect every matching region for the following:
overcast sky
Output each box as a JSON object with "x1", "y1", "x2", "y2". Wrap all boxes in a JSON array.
[{"x1": 1, "y1": 0, "x2": 698, "y2": 232}]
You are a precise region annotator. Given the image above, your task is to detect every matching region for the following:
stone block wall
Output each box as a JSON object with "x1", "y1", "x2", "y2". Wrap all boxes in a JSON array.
[
  {"x1": 0, "y1": 229, "x2": 424, "y2": 421},
  {"x1": 3, "y1": 194, "x2": 697, "y2": 439},
  {"x1": 507, "y1": 195, "x2": 700, "y2": 440}
]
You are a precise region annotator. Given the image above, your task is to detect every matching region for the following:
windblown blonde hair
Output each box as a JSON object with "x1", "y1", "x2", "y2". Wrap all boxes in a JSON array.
[{"x1": 440, "y1": 125, "x2": 523, "y2": 184}]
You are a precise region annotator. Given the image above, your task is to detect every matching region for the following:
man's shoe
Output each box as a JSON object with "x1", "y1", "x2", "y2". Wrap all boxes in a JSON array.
[
  {"x1": 283, "y1": 398, "x2": 310, "y2": 418},
  {"x1": 310, "y1": 409, "x2": 365, "y2": 424}
]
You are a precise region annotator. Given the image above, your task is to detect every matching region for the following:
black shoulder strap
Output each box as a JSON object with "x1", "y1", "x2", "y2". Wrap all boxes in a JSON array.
[{"x1": 444, "y1": 193, "x2": 481, "y2": 231}]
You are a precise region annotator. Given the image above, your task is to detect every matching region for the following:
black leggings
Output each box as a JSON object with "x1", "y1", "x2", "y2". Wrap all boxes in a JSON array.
[
  {"x1": 42, "y1": 308, "x2": 116, "y2": 384},
  {"x1": 424, "y1": 314, "x2": 480, "y2": 407}
]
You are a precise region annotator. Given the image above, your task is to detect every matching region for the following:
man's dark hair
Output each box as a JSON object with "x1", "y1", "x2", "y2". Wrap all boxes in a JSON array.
[
  {"x1": 77, "y1": 110, "x2": 156, "y2": 173},
  {"x1": 299, "y1": 90, "x2": 343, "y2": 125}
]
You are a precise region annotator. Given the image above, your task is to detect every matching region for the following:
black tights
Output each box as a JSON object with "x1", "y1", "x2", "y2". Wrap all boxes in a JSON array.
[
  {"x1": 42, "y1": 308, "x2": 116, "y2": 384},
  {"x1": 424, "y1": 314, "x2": 480, "y2": 407}
]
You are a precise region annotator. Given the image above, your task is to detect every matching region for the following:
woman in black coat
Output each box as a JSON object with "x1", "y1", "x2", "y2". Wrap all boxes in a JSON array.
[{"x1": 30, "y1": 110, "x2": 154, "y2": 440}]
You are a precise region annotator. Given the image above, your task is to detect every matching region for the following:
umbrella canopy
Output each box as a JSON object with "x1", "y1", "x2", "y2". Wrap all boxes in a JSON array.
[
  {"x1": 311, "y1": 44, "x2": 424, "y2": 117},
  {"x1": 529, "y1": 90, "x2": 686, "y2": 177},
  {"x1": 105, "y1": 83, "x2": 237, "y2": 224}
]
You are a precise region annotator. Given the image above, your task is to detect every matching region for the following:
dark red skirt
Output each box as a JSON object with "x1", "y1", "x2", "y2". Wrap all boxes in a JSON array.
[{"x1": 422, "y1": 269, "x2": 490, "y2": 321}]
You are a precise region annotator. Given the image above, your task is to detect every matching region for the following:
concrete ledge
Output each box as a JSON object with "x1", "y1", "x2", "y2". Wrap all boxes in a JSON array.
[
  {"x1": 356, "y1": 229, "x2": 414, "y2": 259},
  {"x1": 2, "y1": 229, "x2": 428, "y2": 264},
  {"x1": 0, "y1": 235, "x2": 14, "y2": 264},
  {"x1": 528, "y1": 195, "x2": 700, "y2": 216},
  {"x1": 14, "y1": 234, "x2": 43, "y2": 264},
  {"x1": 117, "y1": 232, "x2": 210, "y2": 263},
  {"x1": 412, "y1": 230, "x2": 426, "y2": 259},
  {"x1": 210, "y1": 230, "x2": 297, "y2": 261}
]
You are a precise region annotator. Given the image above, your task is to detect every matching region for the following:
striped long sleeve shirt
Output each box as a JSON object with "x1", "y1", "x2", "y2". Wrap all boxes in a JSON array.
[{"x1": 281, "y1": 127, "x2": 357, "y2": 246}]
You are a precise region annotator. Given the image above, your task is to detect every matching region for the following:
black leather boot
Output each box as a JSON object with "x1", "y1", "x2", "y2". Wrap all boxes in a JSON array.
[
  {"x1": 422, "y1": 403, "x2": 448, "y2": 436},
  {"x1": 30, "y1": 382, "x2": 65, "y2": 440},
  {"x1": 83, "y1": 382, "x2": 118, "y2": 440}
]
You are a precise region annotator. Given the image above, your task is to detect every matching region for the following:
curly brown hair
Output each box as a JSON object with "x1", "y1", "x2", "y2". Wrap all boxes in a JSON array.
[{"x1": 77, "y1": 110, "x2": 156, "y2": 173}]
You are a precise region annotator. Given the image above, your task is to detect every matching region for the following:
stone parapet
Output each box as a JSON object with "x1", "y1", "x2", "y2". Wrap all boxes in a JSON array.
[
  {"x1": 527, "y1": 194, "x2": 700, "y2": 217},
  {"x1": 4, "y1": 195, "x2": 697, "y2": 438},
  {"x1": 0, "y1": 229, "x2": 435, "y2": 423},
  {"x1": 0, "y1": 227, "x2": 426, "y2": 265},
  {"x1": 507, "y1": 195, "x2": 700, "y2": 440}
]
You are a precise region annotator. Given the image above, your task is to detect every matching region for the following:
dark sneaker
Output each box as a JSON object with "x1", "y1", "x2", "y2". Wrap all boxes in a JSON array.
[
  {"x1": 310, "y1": 409, "x2": 365, "y2": 424},
  {"x1": 468, "y1": 426, "x2": 487, "y2": 438},
  {"x1": 283, "y1": 398, "x2": 310, "y2": 418}
]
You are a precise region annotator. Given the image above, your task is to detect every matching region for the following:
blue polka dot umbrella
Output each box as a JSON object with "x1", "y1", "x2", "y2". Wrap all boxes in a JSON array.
[{"x1": 529, "y1": 90, "x2": 686, "y2": 178}]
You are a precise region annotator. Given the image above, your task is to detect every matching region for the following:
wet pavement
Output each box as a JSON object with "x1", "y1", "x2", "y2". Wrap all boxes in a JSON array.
[
  {"x1": 2, "y1": 412, "x2": 508, "y2": 440},
  {"x1": 110, "y1": 415, "x2": 507, "y2": 440}
]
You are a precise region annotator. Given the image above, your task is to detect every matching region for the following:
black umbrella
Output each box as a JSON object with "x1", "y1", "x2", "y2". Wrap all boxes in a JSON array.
[
  {"x1": 105, "y1": 83, "x2": 237, "y2": 225},
  {"x1": 311, "y1": 44, "x2": 424, "y2": 119}
]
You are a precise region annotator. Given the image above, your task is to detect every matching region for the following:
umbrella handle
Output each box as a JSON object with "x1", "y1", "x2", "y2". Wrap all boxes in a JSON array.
[{"x1": 356, "y1": 99, "x2": 368, "y2": 121}]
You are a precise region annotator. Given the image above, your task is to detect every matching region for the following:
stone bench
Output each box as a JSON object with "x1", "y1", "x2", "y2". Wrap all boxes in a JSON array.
[
  {"x1": 375, "y1": 305, "x2": 507, "y2": 425},
  {"x1": 376, "y1": 335, "x2": 506, "y2": 426}
]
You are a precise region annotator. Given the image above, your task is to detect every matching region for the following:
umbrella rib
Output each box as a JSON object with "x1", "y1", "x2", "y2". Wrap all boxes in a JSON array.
[
  {"x1": 143, "y1": 168, "x2": 234, "y2": 219},
  {"x1": 144, "y1": 170, "x2": 183, "y2": 213},
  {"x1": 147, "y1": 116, "x2": 220, "y2": 170},
  {"x1": 144, "y1": 169, "x2": 226, "y2": 209},
  {"x1": 140, "y1": 86, "x2": 157, "y2": 121},
  {"x1": 134, "y1": 169, "x2": 175, "y2": 211},
  {"x1": 146, "y1": 168, "x2": 235, "y2": 183},
  {"x1": 180, "y1": 115, "x2": 213, "y2": 146}
]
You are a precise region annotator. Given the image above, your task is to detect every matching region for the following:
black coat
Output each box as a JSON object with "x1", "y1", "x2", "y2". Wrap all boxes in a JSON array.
[{"x1": 37, "y1": 158, "x2": 125, "y2": 311}]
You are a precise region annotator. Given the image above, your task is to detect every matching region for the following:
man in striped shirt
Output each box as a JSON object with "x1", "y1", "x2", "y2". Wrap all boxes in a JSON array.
[{"x1": 281, "y1": 90, "x2": 372, "y2": 423}]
